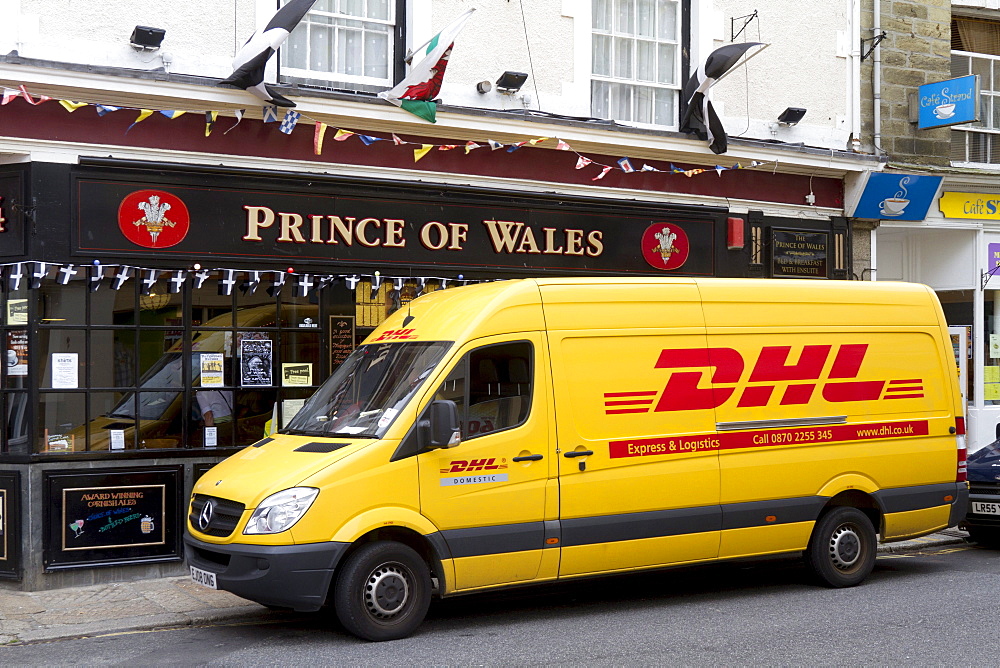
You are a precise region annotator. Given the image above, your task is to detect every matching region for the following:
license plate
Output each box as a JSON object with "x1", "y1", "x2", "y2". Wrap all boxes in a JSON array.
[
  {"x1": 971, "y1": 501, "x2": 1000, "y2": 516},
  {"x1": 190, "y1": 565, "x2": 217, "y2": 589}
]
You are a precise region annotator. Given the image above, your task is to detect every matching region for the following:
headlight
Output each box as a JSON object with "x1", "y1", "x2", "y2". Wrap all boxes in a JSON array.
[{"x1": 243, "y1": 487, "x2": 319, "y2": 535}]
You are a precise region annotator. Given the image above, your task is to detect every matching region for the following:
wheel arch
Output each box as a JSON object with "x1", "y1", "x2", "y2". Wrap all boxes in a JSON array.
[{"x1": 820, "y1": 490, "x2": 883, "y2": 536}]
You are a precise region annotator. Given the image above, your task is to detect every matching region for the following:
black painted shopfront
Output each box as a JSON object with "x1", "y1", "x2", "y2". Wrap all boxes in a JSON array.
[{"x1": 0, "y1": 158, "x2": 850, "y2": 587}]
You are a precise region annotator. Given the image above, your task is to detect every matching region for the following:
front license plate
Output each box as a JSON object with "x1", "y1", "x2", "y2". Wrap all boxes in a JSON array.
[
  {"x1": 971, "y1": 501, "x2": 1000, "y2": 516},
  {"x1": 190, "y1": 565, "x2": 217, "y2": 589}
]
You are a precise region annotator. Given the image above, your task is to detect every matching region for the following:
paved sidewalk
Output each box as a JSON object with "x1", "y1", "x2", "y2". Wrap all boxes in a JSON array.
[{"x1": 0, "y1": 528, "x2": 973, "y2": 645}]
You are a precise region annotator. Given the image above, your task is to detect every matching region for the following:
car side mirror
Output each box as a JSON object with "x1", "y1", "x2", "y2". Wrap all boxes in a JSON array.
[{"x1": 418, "y1": 400, "x2": 461, "y2": 451}]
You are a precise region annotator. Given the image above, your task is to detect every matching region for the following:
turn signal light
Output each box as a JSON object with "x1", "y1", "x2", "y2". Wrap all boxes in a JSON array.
[
  {"x1": 545, "y1": 537, "x2": 559, "y2": 545},
  {"x1": 765, "y1": 515, "x2": 777, "y2": 523}
]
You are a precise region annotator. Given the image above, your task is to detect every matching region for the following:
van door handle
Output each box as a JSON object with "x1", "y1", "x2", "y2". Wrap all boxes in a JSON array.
[
  {"x1": 512, "y1": 454, "x2": 543, "y2": 462},
  {"x1": 563, "y1": 450, "x2": 593, "y2": 458}
]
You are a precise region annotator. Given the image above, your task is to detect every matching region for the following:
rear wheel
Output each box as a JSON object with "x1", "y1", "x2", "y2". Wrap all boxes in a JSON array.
[
  {"x1": 966, "y1": 525, "x2": 1000, "y2": 548},
  {"x1": 333, "y1": 541, "x2": 431, "y2": 641},
  {"x1": 806, "y1": 506, "x2": 877, "y2": 587}
]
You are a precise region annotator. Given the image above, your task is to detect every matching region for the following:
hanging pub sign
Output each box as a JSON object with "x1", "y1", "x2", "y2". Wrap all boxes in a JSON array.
[
  {"x1": 44, "y1": 467, "x2": 181, "y2": 569},
  {"x1": 771, "y1": 229, "x2": 828, "y2": 278},
  {"x1": 915, "y1": 75, "x2": 979, "y2": 130},
  {"x1": 72, "y1": 172, "x2": 717, "y2": 277}
]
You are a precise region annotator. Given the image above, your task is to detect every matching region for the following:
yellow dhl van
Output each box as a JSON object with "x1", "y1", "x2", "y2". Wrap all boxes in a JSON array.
[{"x1": 185, "y1": 278, "x2": 969, "y2": 640}]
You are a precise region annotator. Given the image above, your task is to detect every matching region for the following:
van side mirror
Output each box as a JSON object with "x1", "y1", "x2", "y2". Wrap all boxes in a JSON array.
[{"x1": 418, "y1": 400, "x2": 461, "y2": 451}]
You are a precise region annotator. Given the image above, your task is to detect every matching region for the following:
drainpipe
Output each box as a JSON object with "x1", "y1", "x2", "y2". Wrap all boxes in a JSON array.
[
  {"x1": 851, "y1": 0, "x2": 862, "y2": 151},
  {"x1": 872, "y1": 0, "x2": 883, "y2": 154}
]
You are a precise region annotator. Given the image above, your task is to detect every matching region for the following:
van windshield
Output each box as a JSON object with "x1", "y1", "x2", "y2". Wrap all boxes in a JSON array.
[{"x1": 284, "y1": 341, "x2": 451, "y2": 438}]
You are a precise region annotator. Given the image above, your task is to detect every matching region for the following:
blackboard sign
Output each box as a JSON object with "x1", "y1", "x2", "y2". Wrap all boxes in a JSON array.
[
  {"x1": 44, "y1": 468, "x2": 181, "y2": 569},
  {"x1": 771, "y1": 229, "x2": 828, "y2": 278},
  {"x1": 61, "y1": 485, "x2": 165, "y2": 551},
  {"x1": 0, "y1": 471, "x2": 21, "y2": 578},
  {"x1": 330, "y1": 316, "x2": 356, "y2": 369}
]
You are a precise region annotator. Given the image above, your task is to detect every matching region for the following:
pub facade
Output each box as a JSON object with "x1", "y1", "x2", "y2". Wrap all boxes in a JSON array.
[{"x1": 0, "y1": 0, "x2": 874, "y2": 590}]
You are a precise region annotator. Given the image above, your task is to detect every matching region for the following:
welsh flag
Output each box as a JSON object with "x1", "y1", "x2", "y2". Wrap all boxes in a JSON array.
[{"x1": 377, "y1": 8, "x2": 475, "y2": 123}]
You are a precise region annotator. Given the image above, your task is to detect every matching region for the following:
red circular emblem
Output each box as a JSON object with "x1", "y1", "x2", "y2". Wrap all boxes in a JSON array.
[
  {"x1": 641, "y1": 223, "x2": 690, "y2": 270},
  {"x1": 117, "y1": 190, "x2": 190, "y2": 249}
]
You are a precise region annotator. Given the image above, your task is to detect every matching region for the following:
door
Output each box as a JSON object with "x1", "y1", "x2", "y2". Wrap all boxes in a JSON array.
[
  {"x1": 543, "y1": 282, "x2": 721, "y2": 577},
  {"x1": 418, "y1": 334, "x2": 555, "y2": 590}
]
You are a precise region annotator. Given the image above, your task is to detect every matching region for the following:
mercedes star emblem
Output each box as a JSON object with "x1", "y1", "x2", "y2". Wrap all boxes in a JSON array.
[{"x1": 198, "y1": 499, "x2": 215, "y2": 531}]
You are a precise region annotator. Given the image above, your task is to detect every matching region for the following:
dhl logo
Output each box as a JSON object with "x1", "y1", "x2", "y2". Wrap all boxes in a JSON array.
[
  {"x1": 440, "y1": 458, "x2": 508, "y2": 474},
  {"x1": 373, "y1": 328, "x2": 418, "y2": 341},
  {"x1": 604, "y1": 344, "x2": 924, "y2": 414}
]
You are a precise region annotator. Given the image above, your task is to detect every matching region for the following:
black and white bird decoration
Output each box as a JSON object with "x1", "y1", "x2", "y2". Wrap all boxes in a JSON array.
[
  {"x1": 679, "y1": 42, "x2": 766, "y2": 154},
  {"x1": 217, "y1": 0, "x2": 317, "y2": 107}
]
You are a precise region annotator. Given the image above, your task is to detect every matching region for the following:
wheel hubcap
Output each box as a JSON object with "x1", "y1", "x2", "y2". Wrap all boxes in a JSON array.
[
  {"x1": 829, "y1": 524, "x2": 861, "y2": 570},
  {"x1": 363, "y1": 563, "x2": 410, "y2": 619}
]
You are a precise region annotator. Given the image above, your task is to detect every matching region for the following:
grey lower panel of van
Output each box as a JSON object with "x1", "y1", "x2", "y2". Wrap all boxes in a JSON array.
[{"x1": 435, "y1": 486, "x2": 960, "y2": 559}]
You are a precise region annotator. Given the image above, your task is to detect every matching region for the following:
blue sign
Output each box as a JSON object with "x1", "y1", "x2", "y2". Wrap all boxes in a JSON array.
[
  {"x1": 851, "y1": 173, "x2": 942, "y2": 221},
  {"x1": 917, "y1": 75, "x2": 979, "y2": 129}
]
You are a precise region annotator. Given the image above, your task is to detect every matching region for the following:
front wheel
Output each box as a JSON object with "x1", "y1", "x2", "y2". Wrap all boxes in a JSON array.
[
  {"x1": 333, "y1": 541, "x2": 432, "y2": 641},
  {"x1": 806, "y1": 506, "x2": 877, "y2": 588}
]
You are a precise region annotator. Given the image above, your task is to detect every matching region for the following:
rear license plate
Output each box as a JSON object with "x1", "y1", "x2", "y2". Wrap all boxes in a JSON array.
[
  {"x1": 971, "y1": 501, "x2": 1000, "y2": 516},
  {"x1": 190, "y1": 565, "x2": 217, "y2": 589}
]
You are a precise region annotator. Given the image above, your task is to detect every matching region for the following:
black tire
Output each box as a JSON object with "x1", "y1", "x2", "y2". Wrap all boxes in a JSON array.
[
  {"x1": 966, "y1": 525, "x2": 1000, "y2": 549},
  {"x1": 333, "y1": 541, "x2": 431, "y2": 641},
  {"x1": 806, "y1": 506, "x2": 877, "y2": 588}
]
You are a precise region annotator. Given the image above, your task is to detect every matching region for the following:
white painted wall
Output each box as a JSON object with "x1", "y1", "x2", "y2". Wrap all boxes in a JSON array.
[{"x1": 0, "y1": 0, "x2": 858, "y2": 153}]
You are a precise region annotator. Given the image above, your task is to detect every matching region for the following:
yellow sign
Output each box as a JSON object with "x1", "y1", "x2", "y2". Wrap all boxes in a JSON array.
[{"x1": 939, "y1": 192, "x2": 1000, "y2": 220}]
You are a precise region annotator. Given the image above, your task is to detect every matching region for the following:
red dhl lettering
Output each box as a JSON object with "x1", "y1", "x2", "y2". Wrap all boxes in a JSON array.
[
  {"x1": 373, "y1": 328, "x2": 419, "y2": 341},
  {"x1": 440, "y1": 458, "x2": 508, "y2": 474},
  {"x1": 604, "y1": 345, "x2": 924, "y2": 414}
]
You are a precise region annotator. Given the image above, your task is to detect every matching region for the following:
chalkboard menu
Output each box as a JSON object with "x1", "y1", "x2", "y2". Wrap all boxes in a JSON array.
[
  {"x1": 771, "y1": 229, "x2": 829, "y2": 278},
  {"x1": 0, "y1": 471, "x2": 20, "y2": 578},
  {"x1": 44, "y1": 468, "x2": 181, "y2": 569},
  {"x1": 329, "y1": 316, "x2": 356, "y2": 369}
]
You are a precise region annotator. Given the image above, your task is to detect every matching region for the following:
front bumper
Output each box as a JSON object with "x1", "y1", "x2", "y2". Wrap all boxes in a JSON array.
[{"x1": 184, "y1": 533, "x2": 349, "y2": 612}]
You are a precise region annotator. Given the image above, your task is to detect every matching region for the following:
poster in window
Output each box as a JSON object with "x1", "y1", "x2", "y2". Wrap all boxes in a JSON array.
[
  {"x1": 281, "y1": 362, "x2": 312, "y2": 386},
  {"x1": 240, "y1": 339, "x2": 272, "y2": 387},
  {"x1": 200, "y1": 353, "x2": 224, "y2": 387},
  {"x1": 6, "y1": 298, "x2": 26, "y2": 326},
  {"x1": 6, "y1": 329, "x2": 27, "y2": 376},
  {"x1": 51, "y1": 353, "x2": 79, "y2": 388}
]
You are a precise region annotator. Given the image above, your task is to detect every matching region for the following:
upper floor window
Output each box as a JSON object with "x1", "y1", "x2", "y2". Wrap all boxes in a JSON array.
[
  {"x1": 951, "y1": 17, "x2": 1000, "y2": 165},
  {"x1": 591, "y1": 0, "x2": 682, "y2": 127},
  {"x1": 281, "y1": 0, "x2": 400, "y2": 90}
]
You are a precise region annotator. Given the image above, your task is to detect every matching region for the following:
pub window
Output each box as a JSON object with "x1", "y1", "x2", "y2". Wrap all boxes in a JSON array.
[{"x1": 280, "y1": 0, "x2": 402, "y2": 91}]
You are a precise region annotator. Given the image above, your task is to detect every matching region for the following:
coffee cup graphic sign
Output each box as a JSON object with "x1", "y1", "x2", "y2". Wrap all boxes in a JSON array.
[
  {"x1": 117, "y1": 190, "x2": 190, "y2": 248},
  {"x1": 879, "y1": 177, "x2": 911, "y2": 217},
  {"x1": 641, "y1": 223, "x2": 690, "y2": 270}
]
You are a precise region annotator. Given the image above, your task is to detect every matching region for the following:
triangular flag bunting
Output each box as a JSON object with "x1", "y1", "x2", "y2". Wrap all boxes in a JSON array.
[
  {"x1": 556, "y1": 139, "x2": 572, "y2": 151},
  {"x1": 392, "y1": 133, "x2": 406, "y2": 145},
  {"x1": 617, "y1": 157, "x2": 635, "y2": 173},
  {"x1": 159, "y1": 110, "x2": 187, "y2": 119},
  {"x1": 464, "y1": 141, "x2": 481, "y2": 153},
  {"x1": 95, "y1": 105, "x2": 121, "y2": 116},
  {"x1": 314, "y1": 122, "x2": 328, "y2": 155},
  {"x1": 592, "y1": 166, "x2": 613, "y2": 181},
  {"x1": 575, "y1": 156, "x2": 592, "y2": 169},
  {"x1": 18, "y1": 85, "x2": 50, "y2": 105},
  {"x1": 279, "y1": 110, "x2": 301, "y2": 134},
  {"x1": 413, "y1": 144, "x2": 434, "y2": 162},
  {"x1": 262, "y1": 105, "x2": 279, "y2": 123},
  {"x1": 126, "y1": 109, "x2": 154, "y2": 133},
  {"x1": 334, "y1": 129, "x2": 354, "y2": 141},
  {"x1": 205, "y1": 111, "x2": 219, "y2": 136},
  {"x1": 438, "y1": 144, "x2": 457, "y2": 151},
  {"x1": 224, "y1": 109, "x2": 246, "y2": 134},
  {"x1": 59, "y1": 100, "x2": 88, "y2": 112},
  {"x1": 1, "y1": 89, "x2": 19, "y2": 105},
  {"x1": 376, "y1": 8, "x2": 475, "y2": 123},
  {"x1": 358, "y1": 135, "x2": 381, "y2": 145}
]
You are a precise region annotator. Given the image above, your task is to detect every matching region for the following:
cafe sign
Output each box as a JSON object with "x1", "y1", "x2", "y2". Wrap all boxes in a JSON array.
[
  {"x1": 939, "y1": 191, "x2": 1000, "y2": 221},
  {"x1": 917, "y1": 75, "x2": 979, "y2": 130}
]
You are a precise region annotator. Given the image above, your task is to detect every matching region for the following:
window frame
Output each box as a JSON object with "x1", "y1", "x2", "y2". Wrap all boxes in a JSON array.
[
  {"x1": 278, "y1": 0, "x2": 406, "y2": 92},
  {"x1": 591, "y1": 0, "x2": 687, "y2": 129}
]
